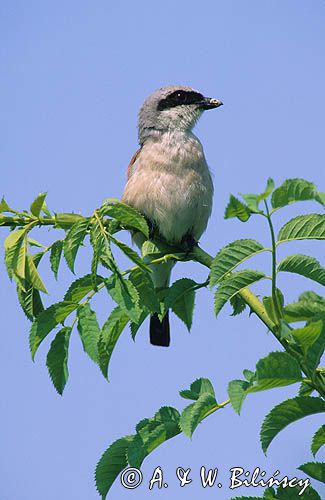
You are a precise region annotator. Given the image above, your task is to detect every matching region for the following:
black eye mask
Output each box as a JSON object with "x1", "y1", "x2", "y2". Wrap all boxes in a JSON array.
[{"x1": 157, "y1": 90, "x2": 204, "y2": 111}]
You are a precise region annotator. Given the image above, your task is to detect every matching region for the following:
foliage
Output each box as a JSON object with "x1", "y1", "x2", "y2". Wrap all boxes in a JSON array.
[{"x1": 1, "y1": 178, "x2": 324, "y2": 499}]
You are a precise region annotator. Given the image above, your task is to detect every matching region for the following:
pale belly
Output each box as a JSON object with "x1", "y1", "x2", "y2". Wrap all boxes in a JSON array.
[{"x1": 123, "y1": 151, "x2": 213, "y2": 244}]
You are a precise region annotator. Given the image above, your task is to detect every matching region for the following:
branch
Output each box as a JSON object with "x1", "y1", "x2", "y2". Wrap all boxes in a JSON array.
[{"x1": 191, "y1": 246, "x2": 325, "y2": 399}]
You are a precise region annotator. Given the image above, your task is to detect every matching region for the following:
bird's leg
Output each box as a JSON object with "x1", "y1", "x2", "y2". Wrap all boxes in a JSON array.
[
  {"x1": 145, "y1": 218, "x2": 156, "y2": 240},
  {"x1": 181, "y1": 233, "x2": 198, "y2": 253}
]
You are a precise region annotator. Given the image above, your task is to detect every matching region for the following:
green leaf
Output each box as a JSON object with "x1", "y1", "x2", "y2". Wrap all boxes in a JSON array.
[
  {"x1": 230, "y1": 293, "x2": 247, "y2": 316},
  {"x1": 130, "y1": 310, "x2": 149, "y2": 340},
  {"x1": 278, "y1": 254, "x2": 325, "y2": 286},
  {"x1": 15, "y1": 244, "x2": 26, "y2": 279},
  {"x1": 241, "y1": 177, "x2": 275, "y2": 213},
  {"x1": 227, "y1": 497, "x2": 262, "y2": 500},
  {"x1": 241, "y1": 194, "x2": 263, "y2": 213},
  {"x1": 172, "y1": 288, "x2": 195, "y2": 331},
  {"x1": 90, "y1": 226, "x2": 106, "y2": 290},
  {"x1": 41, "y1": 200, "x2": 51, "y2": 216},
  {"x1": 17, "y1": 285, "x2": 44, "y2": 321},
  {"x1": 284, "y1": 293, "x2": 325, "y2": 323},
  {"x1": 279, "y1": 321, "x2": 294, "y2": 342},
  {"x1": 29, "y1": 301, "x2": 77, "y2": 359},
  {"x1": 180, "y1": 378, "x2": 216, "y2": 401},
  {"x1": 4, "y1": 228, "x2": 26, "y2": 278},
  {"x1": 98, "y1": 307, "x2": 129, "y2": 379},
  {"x1": 179, "y1": 393, "x2": 217, "y2": 438},
  {"x1": 100, "y1": 199, "x2": 149, "y2": 238},
  {"x1": 300, "y1": 291, "x2": 325, "y2": 303},
  {"x1": 298, "y1": 462, "x2": 325, "y2": 483},
  {"x1": 129, "y1": 268, "x2": 160, "y2": 314},
  {"x1": 279, "y1": 485, "x2": 320, "y2": 500},
  {"x1": 30, "y1": 192, "x2": 47, "y2": 217},
  {"x1": 161, "y1": 278, "x2": 197, "y2": 330},
  {"x1": 95, "y1": 436, "x2": 135, "y2": 499},
  {"x1": 210, "y1": 239, "x2": 265, "y2": 286},
  {"x1": 262, "y1": 485, "x2": 322, "y2": 500},
  {"x1": 271, "y1": 178, "x2": 322, "y2": 209},
  {"x1": 105, "y1": 275, "x2": 141, "y2": 323},
  {"x1": 243, "y1": 369, "x2": 255, "y2": 382},
  {"x1": 311, "y1": 425, "x2": 325, "y2": 457},
  {"x1": 63, "y1": 218, "x2": 89, "y2": 273},
  {"x1": 228, "y1": 379, "x2": 250, "y2": 414},
  {"x1": 285, "y1": 301, "x2": 324, "y2": 322},
  {"x1": 140, "y1": 240, "x2": 162, "y2": 257},
  {"x1": 16, "y1": 251, "x2": 45, "y2": 317},
  {"x1": 124, "y1": 434, "x2": 146, "y2": 469},
  {"x1": 163, "y1": 277, "x2": 197, "y2": 308},
  {"x1": 25, "y1": 253, "x2": 48, "y2": 293},
  {"x1": 260, "y1": 396, "x2": 325, "y2": 454},
  {"x1": 214, "y1": 270, "x2": 266, "y2": 317},
  {"x1": 141, "y1": 239, "x2": 179, "y2": 259},
  {"x1": 224, "y1": 195, "x2": 251, "y2": 222},
  {"x1": 263, "y1": 296, "x2": 277, "y2": 324},
  {"x1": 299, "y1": 321, "x2": 325, "y2": 371},
  {"x1": 248, "y1": 352, "x2": 302, "y2": 392},
  {"x1": 258, "y1": 177, "x2": 275, "y2": 198},
  {"x1": 127, "y1": 407, "x2": 181, "y2": 468},
  {"x1": 316, "y1": 191, "x2": 325, "y2": 207},
  {"x1": 4, "y1": 228, "x2": 26, "y2": 250},
  {"x1": 263, "y1": 290, "x2": 285, "y2": 324},
  {"x1": 110, "y1": 235, "x2": 151, "y2": 272},
  {"x1": 18, "y1": 248, "x2": 45, "y2": 285},
  {"x1": 46, "y1": 327, "x2": 71, "y2": 395},
  {"x1": 0, "y1": 196, "x2": 12, "y2": 213},
  {"x1": 64, "y1": 274, "x2": 104, "y2": 303},
  {"x1": 299, "y1": 381, "x2": 315, "y2": 397},
  {"x1": 90, "y1": 217, "x2": 118, "y2": 289},
  {"x1": 291, "y1": 321, "x2": 323, "y2": 357},
  {"x1": 27, "y1": 237, "x2": 44, "y2": 248},
  {"x1": 229, "y1": 353, "x2": 303, "y2": 414},
  {"x1": 50, "y1": 240, "x2": 63, "y2": 279},
  {"x1": 77, "y1": 304, "x2": 100, "y2": 363},
  {"x1": 278, "y1": 214, "x2": 325, "y2": 243},
  {"x1": 30, "y1": 249, "x2": 46, "y2": 268}
]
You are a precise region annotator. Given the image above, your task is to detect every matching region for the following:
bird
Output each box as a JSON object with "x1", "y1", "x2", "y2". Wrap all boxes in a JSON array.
[{"x1": 122, "y1": 85, "x2": 223, "y2": 347}]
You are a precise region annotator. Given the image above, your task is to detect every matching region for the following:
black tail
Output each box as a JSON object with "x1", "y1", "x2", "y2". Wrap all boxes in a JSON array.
[{"x1": 150, "y1": 312, "x2": 170, "y2": 347}]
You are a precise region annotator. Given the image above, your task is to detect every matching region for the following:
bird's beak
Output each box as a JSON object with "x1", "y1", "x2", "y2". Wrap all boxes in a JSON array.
[{"x1": 199, "y1": 97, "x2": 223, "y2": 110}]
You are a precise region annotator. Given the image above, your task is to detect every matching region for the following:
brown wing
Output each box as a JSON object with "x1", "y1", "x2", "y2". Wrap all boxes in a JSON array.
[{"x1": 126, "y1": 148, "x2": 142, "y2": 180}]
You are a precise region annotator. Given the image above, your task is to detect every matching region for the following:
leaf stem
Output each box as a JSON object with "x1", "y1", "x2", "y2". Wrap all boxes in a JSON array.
[
  {"x1": 263, "y1": 200, "x2": 282, "y2": 325},
  {"x1": 0, "y1": 215, "x2": 39, "y2": 227},
  {"x1": 191, "y1": 245, "x2": 325, "y2": 398},
  {"x1": 202, "y1": 398, "x2": 230, "y2": 420}
]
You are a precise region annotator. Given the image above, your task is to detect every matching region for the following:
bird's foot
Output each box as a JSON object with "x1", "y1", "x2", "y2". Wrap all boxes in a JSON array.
[
  {"x1": 181, "y1": 233, "x2": 198, "y2": 253},
  {"x1": 145, "y1": 218, "x2": 156, "y2": 240}
]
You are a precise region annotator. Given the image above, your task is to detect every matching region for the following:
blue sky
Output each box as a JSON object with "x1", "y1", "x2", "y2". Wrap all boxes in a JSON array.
[{"x1": 1, "y1": 1, "x2": 324, "y2": 499}]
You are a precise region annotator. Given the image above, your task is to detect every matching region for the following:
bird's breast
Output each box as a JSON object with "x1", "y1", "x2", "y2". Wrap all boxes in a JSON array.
[{"x1": 122, "y1": 133, "x2": 214, "y2": 244}]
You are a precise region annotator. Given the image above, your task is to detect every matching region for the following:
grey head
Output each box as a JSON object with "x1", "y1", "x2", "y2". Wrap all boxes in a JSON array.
[{"x1": 138, "y1": 85, "x2": 223, "y2": 144}]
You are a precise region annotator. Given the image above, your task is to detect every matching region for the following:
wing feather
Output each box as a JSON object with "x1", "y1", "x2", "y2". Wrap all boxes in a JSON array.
[{"x1": 126, "y1": 148, "x2": 142, "y2": 179}]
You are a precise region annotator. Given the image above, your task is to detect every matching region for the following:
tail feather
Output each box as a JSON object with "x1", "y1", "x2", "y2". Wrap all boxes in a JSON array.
[{"x1": 150, "y1": 312, "x2": 170, "y2": 347}]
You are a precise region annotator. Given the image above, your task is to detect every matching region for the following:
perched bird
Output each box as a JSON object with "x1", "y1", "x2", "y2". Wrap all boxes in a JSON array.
[{"x1": 122, "y1": 85, "x2": 223, "y2": 347}]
